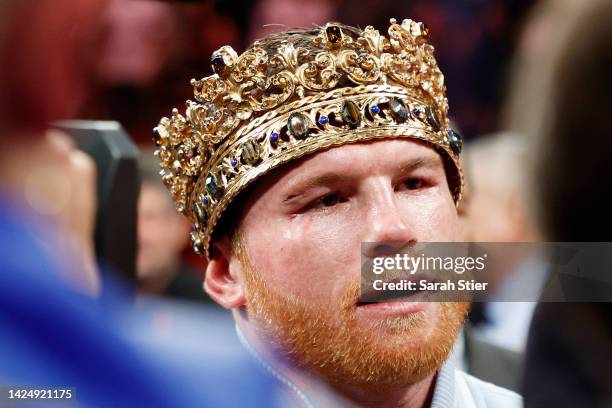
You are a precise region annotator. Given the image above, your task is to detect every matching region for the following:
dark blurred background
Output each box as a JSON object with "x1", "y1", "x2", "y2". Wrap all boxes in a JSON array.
[{"x1": 82, "y1": 0, "x2": 536, "y2": 144}]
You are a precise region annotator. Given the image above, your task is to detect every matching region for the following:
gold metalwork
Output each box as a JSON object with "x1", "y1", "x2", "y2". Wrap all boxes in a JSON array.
[{"x1": 154, "y1": 18, "x2": 463, "y2": 258}]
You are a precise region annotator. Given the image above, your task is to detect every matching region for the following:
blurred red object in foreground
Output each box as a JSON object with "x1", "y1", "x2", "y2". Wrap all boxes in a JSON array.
[{"x1": 0, "y1": 0, "x2": 106, "y2": 136}]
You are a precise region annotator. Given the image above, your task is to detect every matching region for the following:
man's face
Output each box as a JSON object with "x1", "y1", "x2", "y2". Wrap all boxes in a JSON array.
[
  {"x1": 229, "y1": 139, "x2": 468, "y2": 395},
  {"x1": 137, "y1": 183, "x2": 190, "y2": 283}
]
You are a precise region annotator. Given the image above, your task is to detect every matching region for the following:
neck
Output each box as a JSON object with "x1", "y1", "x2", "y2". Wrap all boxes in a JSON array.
[
  {"x1": 235, "y1": 314, "x2": 437, "y2": 408},
  {"x1": 343, "y1": 378, "x2": 435, "y2": 408}
]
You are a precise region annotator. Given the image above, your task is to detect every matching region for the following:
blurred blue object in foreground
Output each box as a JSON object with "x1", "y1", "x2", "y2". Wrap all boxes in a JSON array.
[{"x1": 0, "y1": 195, "x2": 281, "y2": 407}]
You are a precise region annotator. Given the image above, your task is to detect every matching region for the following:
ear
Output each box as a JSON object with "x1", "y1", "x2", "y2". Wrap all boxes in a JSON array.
[{"x1": 204, "y1": 236, "x2": 246, "y2": 309}]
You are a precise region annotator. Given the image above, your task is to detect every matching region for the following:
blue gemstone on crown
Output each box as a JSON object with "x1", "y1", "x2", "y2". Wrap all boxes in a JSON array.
[
  {"x1": 231, "y1": 158, "x2": 238, "y2": 167},
  {"x1": 370, "y1": 105, "x2": 380, "y2": 114},
  {"x1": 270, "y1": 132, "x2": 279, "y2": 143},
  {"x1": 203, "y1": 196, "x2": 209, "y2": 205},
  {"x1": 318, "y1": 115, "x2": 329, "y2": 125}
]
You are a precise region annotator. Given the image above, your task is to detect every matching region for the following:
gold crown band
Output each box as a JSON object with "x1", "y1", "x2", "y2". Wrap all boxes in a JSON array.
[
  {"x1": 189, "y1": 85, "x2": 461, "y2": 257},
  {"x1": 154, "y1": 19, "x2": 464, "y2": 258}
]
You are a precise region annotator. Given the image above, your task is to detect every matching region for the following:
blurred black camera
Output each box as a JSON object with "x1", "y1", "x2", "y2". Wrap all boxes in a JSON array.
[{"x1": 53, "y1": 120, "x2": 140, "y2": 283}]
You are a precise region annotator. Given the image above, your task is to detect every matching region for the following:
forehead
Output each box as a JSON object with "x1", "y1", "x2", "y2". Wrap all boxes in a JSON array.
[{"x1": 255, "y1": 138, "x2": 445, "y2": 192}]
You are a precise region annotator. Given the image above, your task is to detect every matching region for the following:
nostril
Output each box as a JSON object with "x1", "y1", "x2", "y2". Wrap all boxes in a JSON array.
[
  {"x1": 367, "y1": 240, "x2": 416, "y2": 258},
  {"x1": 373, "y1": 243, "x2": 394, "y2": 256}
]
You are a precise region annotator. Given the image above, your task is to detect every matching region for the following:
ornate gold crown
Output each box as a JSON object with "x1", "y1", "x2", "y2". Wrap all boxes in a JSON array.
[{"x1": 153, "y1": 18, "x2": 464, "y2": 258}]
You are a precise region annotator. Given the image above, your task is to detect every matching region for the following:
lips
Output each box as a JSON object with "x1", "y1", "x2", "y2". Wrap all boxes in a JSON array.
[
  {"x1": 357, "y1": 286, "x2": 425, "y2": 305},
  {"x1": 355, "y1": 297, "x2": 430, "y2": 318},
  {"x1": 354, "y1": 279, "x2": 429, "y2": 319}
]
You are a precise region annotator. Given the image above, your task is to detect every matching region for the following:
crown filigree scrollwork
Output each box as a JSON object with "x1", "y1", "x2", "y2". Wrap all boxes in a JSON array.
[{"x1": 154, "y1": 18, "x2": 463, "y2": 258}]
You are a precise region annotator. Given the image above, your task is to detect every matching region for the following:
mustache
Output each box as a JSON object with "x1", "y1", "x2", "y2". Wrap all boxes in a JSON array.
[{"x1": 336, "y1": 276, "x2": 362, "y2": 313}]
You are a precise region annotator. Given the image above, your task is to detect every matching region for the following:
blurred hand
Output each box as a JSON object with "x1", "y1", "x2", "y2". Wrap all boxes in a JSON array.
[
  {"x1": 49, "y1": 130, "x2": 100, "y2": 296},
  {"x1": 45, "y1": 131, "x2": 97, "y2": 249},
  {"x1": 15, "y1": 130, "x2": 101, "y2": 296}
]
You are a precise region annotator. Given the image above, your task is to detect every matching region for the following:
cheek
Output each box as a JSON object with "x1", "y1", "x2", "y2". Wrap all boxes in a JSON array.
[
  {"x1": 400, "y1": 190, "x2": 461, "y2": 241},
  {"x1": 242, "y1": 211, "x2": 356, "y2": 302}
]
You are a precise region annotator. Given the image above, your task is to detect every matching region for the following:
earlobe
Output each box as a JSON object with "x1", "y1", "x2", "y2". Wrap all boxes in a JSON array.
[{"x1": 204, "y1": 238, "x2": 246, "y2": 309}]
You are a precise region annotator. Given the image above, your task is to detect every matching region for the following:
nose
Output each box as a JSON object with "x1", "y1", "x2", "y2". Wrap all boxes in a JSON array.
[{"x1": 360, "y1": 178, "x2": 417, "y2": 259}]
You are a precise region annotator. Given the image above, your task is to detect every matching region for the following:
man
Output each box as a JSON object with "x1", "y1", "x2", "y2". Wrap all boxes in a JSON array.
[
  {"x1": 461, "y1": 133, "x2": 545, "y2": 392},
  {"x1": 507, "y1": 0, "x2": 612, "y2": 406},
  {"x1": 137, "y1": 151, "x2": 213, "y2": 303},
  {"x1": 154, "y1": 19, "x2": 521, "y2": 407}
]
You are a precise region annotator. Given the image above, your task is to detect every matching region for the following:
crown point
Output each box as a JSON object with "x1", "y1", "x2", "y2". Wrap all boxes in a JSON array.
[{"x1": 389, "y1": 18, "x2": 398, "y2": 25}]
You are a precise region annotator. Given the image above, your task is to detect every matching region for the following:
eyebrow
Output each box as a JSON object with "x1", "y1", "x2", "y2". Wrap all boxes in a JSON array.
[
  {"x1": 283, "y1": 173, "x2": 342, "y2": 204},
  {"x1": 282, "y1": 155, "x2": 442, "y2": 204},
  {"x1": 397, "y1": 156, "x2": 441, "y2": 174}
]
